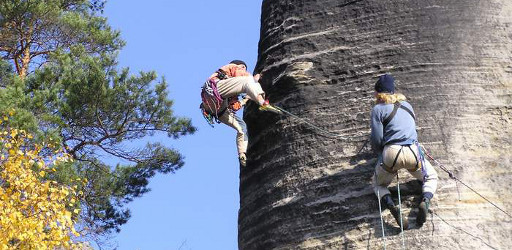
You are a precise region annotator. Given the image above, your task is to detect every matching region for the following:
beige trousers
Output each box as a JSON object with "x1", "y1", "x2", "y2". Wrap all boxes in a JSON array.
[
  {"x1": 216, "y1": 76, "x2": 264, "y2": 104},
  {"x1": 373, "y1": 144, "x2": 438, "y2": 200},
  {"x1": 218, "y1": 110, "x2": 248, "y2": 156}
]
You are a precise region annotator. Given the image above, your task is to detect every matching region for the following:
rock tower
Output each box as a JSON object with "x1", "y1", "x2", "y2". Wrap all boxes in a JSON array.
[{"x1": 240, "y1": 1, "x2": 512, "y2": 249}]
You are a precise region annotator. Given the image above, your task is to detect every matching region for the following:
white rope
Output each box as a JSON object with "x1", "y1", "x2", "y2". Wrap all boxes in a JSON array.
[
  {"x1": 377, "y1": 189, "x2": 387, "y2": 250},
  {"x1": 396, "y1": 174, "x2": 406, "y2": 249},
  {"x1": 271, "y1": 105, "x2": 351, "y2": 140}
]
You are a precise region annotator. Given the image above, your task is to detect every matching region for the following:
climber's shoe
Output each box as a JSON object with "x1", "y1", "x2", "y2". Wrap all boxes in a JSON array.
[
  {"x1": 389, "y1": 204, "x2": 409, "y2": 230},
  {"x1": 239, "y1": 153, "x2": 247, "y2": 167},
  {"x1": 381, "y1": 194, "x2": 395, "y2": 209},
  {"x1": 416, "y1": 198, "x2": 430, "y2": 227}
]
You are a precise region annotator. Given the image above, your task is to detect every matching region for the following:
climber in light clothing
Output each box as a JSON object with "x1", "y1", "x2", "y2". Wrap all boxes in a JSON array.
[
  {"x1": 370, "y1": 74, "x2": 438, "y2": 228},
  {"x1": 200, "y1": 60, "x2": 271, "y2": 167}
]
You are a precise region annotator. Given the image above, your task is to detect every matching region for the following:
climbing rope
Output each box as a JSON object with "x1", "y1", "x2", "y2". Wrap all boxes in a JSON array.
[
  {"x1": 430, "y1": 210, "x2": 435, "y2": 236},
  {"x1": 433, "y1": 212, "x2": 498, "y2": 250},
  {"x1": 376, "y1": 189, "x2": 387, "y2": 250},
  {"x1": 421, "y1": 146, "x2": 512, "y2": 219},
  {"x1": 269, "y1": 105, "x2": 352, "y2": 140},
  {"x1": 396, "y1": 174, "x2": 406, "y2": 249}
]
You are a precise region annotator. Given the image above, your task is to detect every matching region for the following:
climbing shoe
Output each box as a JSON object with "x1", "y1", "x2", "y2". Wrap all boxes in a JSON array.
[
  {"x1": 380, "y1": 194, "x2": 408, "y2": 229},
  {"x1": 239, "y1": 153, "x2": 247, "y2": 167},
  {"x1": 416, "y1": 198, "x2": 430, "y2": 227},
  {"x1": 381, "y1": 194, "x2": 395, "y2": 209},
  {"x1": 389, "y1": 205, "x2": 409, "y2": 230}
]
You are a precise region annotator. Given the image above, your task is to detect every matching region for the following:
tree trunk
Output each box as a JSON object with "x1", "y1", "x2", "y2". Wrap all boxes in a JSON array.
[
  {"x1": 19, "y1": 25, "x2": 34, "y2": 80},
  {"x1": 19, "y1": 44, "x2": 30, "y2": 80},
  {"x1": 239, "y1": 0, "x2": 512, "y2": 249}
]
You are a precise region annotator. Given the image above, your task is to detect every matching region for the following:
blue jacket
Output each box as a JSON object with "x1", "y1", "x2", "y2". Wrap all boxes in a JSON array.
[{"x1": 370, "y1": 101, "x2": 417, "y2": 153}]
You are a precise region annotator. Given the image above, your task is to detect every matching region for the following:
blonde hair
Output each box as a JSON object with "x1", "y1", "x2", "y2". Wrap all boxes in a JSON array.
[{"x1": 375, "y1": 93, "x2": 407, "y2": 104}]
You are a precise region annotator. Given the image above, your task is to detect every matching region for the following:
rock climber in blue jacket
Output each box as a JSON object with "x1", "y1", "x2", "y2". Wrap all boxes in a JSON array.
[{"x1": 370, "y1": 74, "x2": 438, "y2": 229}]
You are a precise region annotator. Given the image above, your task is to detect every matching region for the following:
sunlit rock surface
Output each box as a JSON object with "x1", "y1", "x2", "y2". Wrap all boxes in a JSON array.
[{"x1": 239, "y1": 0, "x2": 512, "y2": 249}]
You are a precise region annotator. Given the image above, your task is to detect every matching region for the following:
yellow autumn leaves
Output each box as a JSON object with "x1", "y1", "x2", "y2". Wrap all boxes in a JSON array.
[{"x1": 0, "y1": 127, "x2": 84, "y2": 249}]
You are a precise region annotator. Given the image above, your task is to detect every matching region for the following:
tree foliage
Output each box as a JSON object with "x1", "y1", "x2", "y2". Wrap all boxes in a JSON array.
[
  {"x1": 0, "y1": 124, "x2": 83, "y2": 249},
  {"x1": 0, "y1": 0, "x2": 122, "y2": 79},
  {"x1": 0, "y1": 0, "x2": 196, "y2": 238}
]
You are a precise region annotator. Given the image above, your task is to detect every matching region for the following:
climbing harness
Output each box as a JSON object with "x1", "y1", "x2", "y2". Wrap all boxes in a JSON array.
[
  {"x1": 200, "y1": 69, "x2": 244, "y2": 127},
  {"x1": 380, "y1": 144, "x2": 421, "y2": 174},
  {"x1": 382, "y1": 102, "x2": 415, "y2": 128},
  {"x1": 359, "y1": 100, "x2": 418, "y2": 158},
  {"x1": 421, "y1": 145, "x2": 512, "y2": 219},
  {"x1": 383, "y1": 147, "x2": 403, "y2": 173}
]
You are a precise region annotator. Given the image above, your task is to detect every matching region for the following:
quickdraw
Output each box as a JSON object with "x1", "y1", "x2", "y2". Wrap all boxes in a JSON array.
[{"x1": 200, "y1": 104, "x2": 216, "y2": 127}]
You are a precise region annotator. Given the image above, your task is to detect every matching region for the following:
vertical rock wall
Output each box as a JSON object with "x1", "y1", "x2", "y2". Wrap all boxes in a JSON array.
[{"x1": 239, "y1": 0, "x2": 512, "y2": 249}]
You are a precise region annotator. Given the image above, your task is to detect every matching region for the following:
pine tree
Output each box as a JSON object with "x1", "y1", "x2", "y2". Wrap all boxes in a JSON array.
[
  {"x1": 0, "y1": 0, "x2": 122, "y2": 79},
  {"x1": 0, "y1": 0, "x2": 196, "y2": 237}
]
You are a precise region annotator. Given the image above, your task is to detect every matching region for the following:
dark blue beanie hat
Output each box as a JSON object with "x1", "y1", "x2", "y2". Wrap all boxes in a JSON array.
[
  {"x1": 230, "y1": 60, "x2": 247, "y2": 68},
  {"x1": 375, "y1": 74, "x2": 395, "y2": 93}
]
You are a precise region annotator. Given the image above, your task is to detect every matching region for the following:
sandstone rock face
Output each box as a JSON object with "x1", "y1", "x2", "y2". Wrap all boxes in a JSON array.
[{"x1": 239, "y1": 0, "x2": 512, "y2": 249}]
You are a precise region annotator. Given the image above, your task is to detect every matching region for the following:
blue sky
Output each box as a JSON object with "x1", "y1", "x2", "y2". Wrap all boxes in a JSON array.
[{"x1": 103, "y1": 1, "x2": 262, "y2": 249}]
